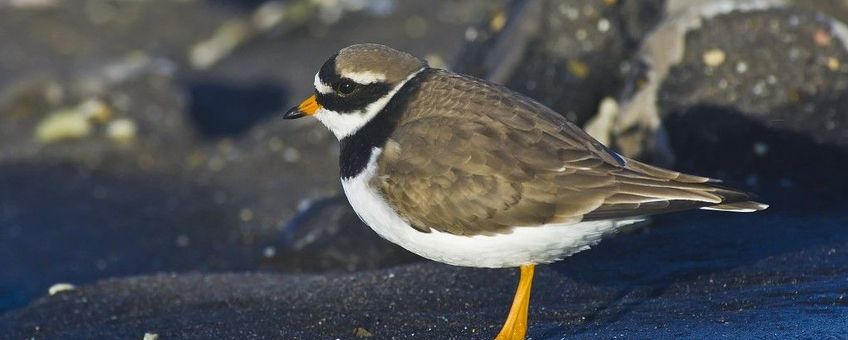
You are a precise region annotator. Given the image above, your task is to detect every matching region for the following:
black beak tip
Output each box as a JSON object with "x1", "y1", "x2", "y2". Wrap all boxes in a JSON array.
[{"x1": 283, "y1": 107, "x2": 305, "y2": 120}]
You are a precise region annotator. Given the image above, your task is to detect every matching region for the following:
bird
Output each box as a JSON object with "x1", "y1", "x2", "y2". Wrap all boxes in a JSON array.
[{"x1": 283, "y1": 43, "x2": 768, "y2": 340}]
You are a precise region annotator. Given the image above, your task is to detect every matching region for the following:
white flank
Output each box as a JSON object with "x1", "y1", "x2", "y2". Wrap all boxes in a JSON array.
[
  {"x1": 342, "y1": 148, "x2": 644, "y2": 268},
  {"x1": 314, "y1": 68, "x2": 425, "y2": 139}
]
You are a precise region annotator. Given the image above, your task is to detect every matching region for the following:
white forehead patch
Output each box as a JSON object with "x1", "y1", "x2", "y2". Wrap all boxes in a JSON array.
[
  {"x1": 314, "y1": 73, "x2": 332, "y2": 94},
  {"x1": 340, "y1": 71, "x2": 386, "y2": 85}
]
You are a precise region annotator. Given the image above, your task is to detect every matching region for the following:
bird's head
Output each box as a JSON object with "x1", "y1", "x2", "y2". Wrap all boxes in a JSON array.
[{"x1": 284, "y1": 43, "x2": 427, "y2": 139}]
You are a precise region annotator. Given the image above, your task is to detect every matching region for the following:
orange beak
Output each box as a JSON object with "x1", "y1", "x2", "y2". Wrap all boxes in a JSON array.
[{"x1": 284, "y1": 94, "x2": 321, "y2": 119}]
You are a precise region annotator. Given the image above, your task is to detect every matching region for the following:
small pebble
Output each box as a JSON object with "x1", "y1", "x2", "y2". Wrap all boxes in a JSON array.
[
  {"x1": 143, "y1": 333, "x2": 159, "y2": 340},
  {"x1": 814, "y1": 28, "x2": 832, "y2": 47},
  {"x1": 283, "y1": 147, "x2": 301, "y2": 162},
  {"x1": 190, "y1": 20, "x2": 252, "y2": 70},
  {"x1": 735, "y1": 61, "x2": 748, "y2": 74},
  {"x1": 464, "y1": 27, "x2": 478, "y2": 41},
  {"x1": 353, "y1": 327, "x2": 374, "y2": 338},
  {"x1": 597, "y1": 18, "x2": 610, "y2": 32},
  {"x1": 752, "y1": 81, "x2": 766, "y2": 96},
  {"x1": 753, "y1": 142, "x2": 769, "y2": 156},
  {"x1": 35, "y1": 110, "x2": 92, "y2": 143},
  {"x1": 567, "y1": 59, "x2": 589, "y2": 79},
  {"x1": 702, "y1": 49, "x2": 726, "y2": 67},
  {"x1": 78, "y1": 98, "x2": 112, "y2": 123},
  {"x1": 562, "y1": 5, "x2": 579, "y2": 20},
  {"x1": 252, "y1": 1, "x2": 286, "y2": 31},
  {"x1": 827, "y1": 57, "x2": 840, "y2": 71},
  {"x1": 297, "y1": 199, "x2": 312, "y2": 212},
  {"x1": 34, "y1": 98, "x2": 116, "y2": 143},
  {"x1": 263, "y1": 246, "x2": 277, "y2": 258},
  {"x1": 766, "y1": 74, "x2": 777, "y2": 84},
  {"x1": 489, "y1": 11, "x2": 507, "y2": 32},
  {"x1": 239, "y1": 208, "x2": 254, "y2": 222},
  {"x1": 106, "y1": 118, "x2": 137, "y2": 144},
  {"x1": 788, "y1": 15, "x2": 800, "y2": 26},
  {"x1": 48, "y1": 283, "x2": 76, "y2": 296}
]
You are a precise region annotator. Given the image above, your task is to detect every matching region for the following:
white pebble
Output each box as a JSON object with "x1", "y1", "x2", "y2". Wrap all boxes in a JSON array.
[
  {"x1": 239, "y1": 208, "x2": 254, "y2": 222},
  {"x1": 106, "y1": 118, "x2": 137, "y2": 143},
  {"x1": 263, "y1": 246, "x2": 277, "y2": 258},
  {"x1": 189, "y1": 20, "x2": 251, "y2": 70},
  {"x1": 735, "y1": 61, "x2": 748, "y2": 74},
  {"x1": 464, "y1": 27, "x2": 478, "y2": 41},
  {"x1": 283, "y1": 147, "x2": 301, "y2": 162},
  {"x1": 788, "y1": 15, "x2": 799, "y2": 26},
  {"x1": 597, "y1": 18, "x2": 610, "y2": 32},
  {"x1": 752, "y1": 81, "x2": 766, "y2": 96},
  {"x1": 48, "y1": 283, "x2": 76, "y2": 296},
  {"x1": 143, "y1": 333, "x2": 160, "y2": 340},
  {"x1": 766, "y1": 74, "x2": 777, "y2": 84},
  {"x1": 297, "y1": 199, "x2": 312, "y2": 212},
  {"x1": 753, "y1": 142, "x2": 769, "y2": 156},
  {"x1": 702, "y1": 49, "x2": 726, "y2": 67},
  {"x1": 35, "y1": 110, "x2": 92, "y2": 143},
  {"x1": 252, "y1": 1, "x2": 286, "y2": 31}
]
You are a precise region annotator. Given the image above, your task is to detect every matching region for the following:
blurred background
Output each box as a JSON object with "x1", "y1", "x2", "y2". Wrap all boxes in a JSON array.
[{"x1": 1, "y1": 0, "x2": 847, "y2": 338}]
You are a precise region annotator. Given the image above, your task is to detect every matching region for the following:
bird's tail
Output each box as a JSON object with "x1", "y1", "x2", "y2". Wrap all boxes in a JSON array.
[
  {"x1": 622, "y1": 158, "x2": 769, "y2": 214},
  {"x1": 698, "y1": 187, "x2": 769, "y2": 212}
]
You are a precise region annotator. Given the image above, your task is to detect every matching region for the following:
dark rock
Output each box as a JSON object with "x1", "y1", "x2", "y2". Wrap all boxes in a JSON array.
[
  {"x1": 612, "y1": 4, "x2": 848, "y2": 196},
  {"x1": 2, "y1": 205, "x2": 847, "y2": 338},
  {"x1": 454, "y1": 0, "x2": 665, "y2": 125}
]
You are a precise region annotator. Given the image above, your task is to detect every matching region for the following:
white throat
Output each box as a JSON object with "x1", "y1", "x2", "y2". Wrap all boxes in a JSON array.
[{"x1": 313, "y1": 68, "x2": 424, "y2": 140}]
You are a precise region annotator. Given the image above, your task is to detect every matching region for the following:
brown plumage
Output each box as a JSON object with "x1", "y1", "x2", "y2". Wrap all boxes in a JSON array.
[{"x1": 373, "y1": 69, "x2": 766, "y2": 235}]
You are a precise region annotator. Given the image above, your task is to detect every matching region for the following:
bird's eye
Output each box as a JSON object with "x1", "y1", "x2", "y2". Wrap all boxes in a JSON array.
[{"x1": 336, "y1": 79, "x2": 359, "y2": 95}]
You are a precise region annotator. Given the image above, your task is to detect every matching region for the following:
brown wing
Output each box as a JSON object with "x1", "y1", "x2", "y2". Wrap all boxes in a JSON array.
[{"x1": 374, "y1": 70, "x2": 765, "y2": 235}]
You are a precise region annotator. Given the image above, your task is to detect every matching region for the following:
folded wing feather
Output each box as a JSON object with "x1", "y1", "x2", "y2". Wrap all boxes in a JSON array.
[{"x1": 374, "y1": 70, "x2": 767, "y2": 235}]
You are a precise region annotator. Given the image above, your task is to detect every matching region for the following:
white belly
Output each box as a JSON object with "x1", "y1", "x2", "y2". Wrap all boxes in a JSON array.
[{"x1": 341, "y1": 148, "x2": 642, "y2": 268}]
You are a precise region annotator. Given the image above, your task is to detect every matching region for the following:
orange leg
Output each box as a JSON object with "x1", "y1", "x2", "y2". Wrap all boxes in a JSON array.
[{"x1": 495, "y1": 264, "x2": 535, "y2": 340}]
